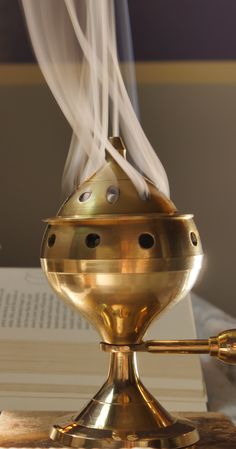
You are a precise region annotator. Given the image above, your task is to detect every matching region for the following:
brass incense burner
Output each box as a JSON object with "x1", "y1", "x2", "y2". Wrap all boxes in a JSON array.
[{"x1": 41, "y1": 137, "x2": 236, "y2": 448}]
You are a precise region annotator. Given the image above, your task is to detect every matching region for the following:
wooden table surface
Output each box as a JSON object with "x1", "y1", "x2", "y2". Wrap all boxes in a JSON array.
[{"x1": 0, "y1": 411, "x2": 235, "y2": 448}]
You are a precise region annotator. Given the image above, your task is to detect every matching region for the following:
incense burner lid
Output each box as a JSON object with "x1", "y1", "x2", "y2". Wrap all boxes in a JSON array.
[{"x1": 57, "y1": 144, "x2": 177, "y2": 220}]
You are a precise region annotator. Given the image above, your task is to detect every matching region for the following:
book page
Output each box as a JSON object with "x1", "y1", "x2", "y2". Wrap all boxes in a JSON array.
[
  {"x1": 0, "y1": 268, "x2": 98, "y2": 342},
  {"x1": 0, "y1": 286, "x2": 89, "y2": 331}
]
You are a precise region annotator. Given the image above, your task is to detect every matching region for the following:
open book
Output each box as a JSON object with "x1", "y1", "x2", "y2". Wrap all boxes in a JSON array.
[{"x1": 0, "y1": 268, "x2": 207, "y2": 412}]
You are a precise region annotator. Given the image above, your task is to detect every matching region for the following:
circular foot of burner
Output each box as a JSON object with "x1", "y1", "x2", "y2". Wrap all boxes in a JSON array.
[{"x1": 50, "y1": 418, "x2": 199, "y2": 449}]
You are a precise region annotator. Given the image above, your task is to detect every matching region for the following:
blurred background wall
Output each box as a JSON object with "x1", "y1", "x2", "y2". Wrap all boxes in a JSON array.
[{"x1": 1, "y1": 0, "x2": 236, "y2": 317}]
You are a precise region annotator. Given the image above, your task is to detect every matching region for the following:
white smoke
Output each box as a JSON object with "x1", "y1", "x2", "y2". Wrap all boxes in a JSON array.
[{"x1": 22, "y1": 0, "x2": 170, "y2": 198}]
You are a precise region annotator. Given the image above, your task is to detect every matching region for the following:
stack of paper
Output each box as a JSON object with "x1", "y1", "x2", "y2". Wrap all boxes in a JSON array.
[{"x1": 0, "y1": 268, "x2": 207, "y2": 412}]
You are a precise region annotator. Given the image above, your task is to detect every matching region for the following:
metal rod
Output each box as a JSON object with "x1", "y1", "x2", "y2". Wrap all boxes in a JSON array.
[{"x1": 144, "y1": 339, "x2": 210, "y2": 354}]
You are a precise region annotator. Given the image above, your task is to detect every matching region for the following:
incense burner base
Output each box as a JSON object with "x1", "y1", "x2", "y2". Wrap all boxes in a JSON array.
[{"x1": 50, "y1": 418, "x2": 198, "y2": 449}]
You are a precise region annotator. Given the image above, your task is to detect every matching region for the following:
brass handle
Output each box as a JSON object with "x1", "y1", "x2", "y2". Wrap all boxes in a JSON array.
[
  {"x1": 101, "y1": 329, "x2": 236, "y2": 364},
  {"x1": 144, "y1": 329, "x2": 236, "y2": 365}
]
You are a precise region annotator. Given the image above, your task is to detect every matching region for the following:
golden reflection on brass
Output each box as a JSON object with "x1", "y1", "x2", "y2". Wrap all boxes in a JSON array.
[{"x1": 41, "y1": 137, "x2": 236, "y2": 448}]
